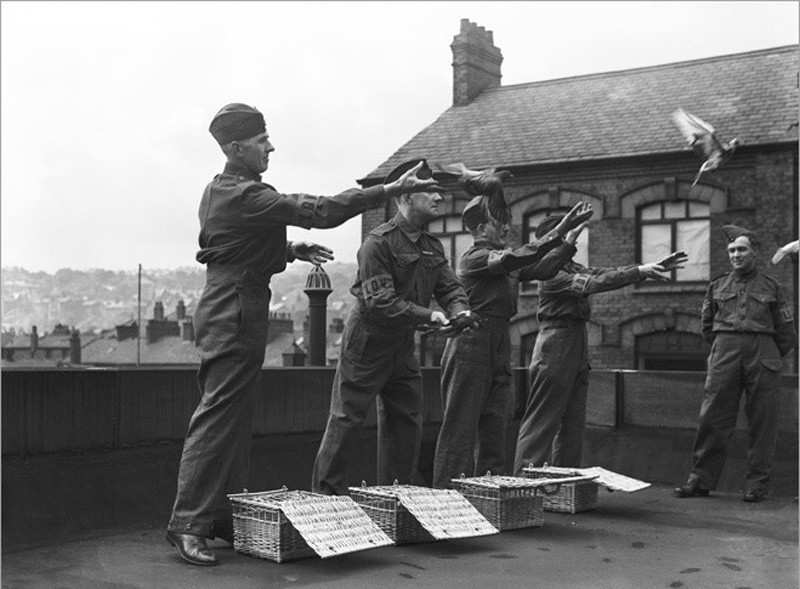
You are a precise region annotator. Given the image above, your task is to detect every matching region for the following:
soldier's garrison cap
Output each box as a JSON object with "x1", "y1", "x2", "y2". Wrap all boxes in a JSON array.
[
  {"x1": 721, "y1": 224, "x2": 755, "y2": 242},
  {"x1": 462, "y1": 196, "x2": 490, "y2": 231},
  {"x1": 209, "y1": 103, "x2": 266, "y2": 145}
]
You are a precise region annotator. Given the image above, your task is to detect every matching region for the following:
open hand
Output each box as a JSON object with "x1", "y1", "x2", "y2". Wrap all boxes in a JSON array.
[
  {"x1": 291, "y1": 242, "x2": 334, "y2": 265},
  {"x1": 638, "y1": 251, "x2": 688, "y2": 282},
  {"x1": 392, "y1": 161, "x2": 441, "y2": 194},
  {"x1": 556, "y1": 202, "x2": 594, "y2": 235}
]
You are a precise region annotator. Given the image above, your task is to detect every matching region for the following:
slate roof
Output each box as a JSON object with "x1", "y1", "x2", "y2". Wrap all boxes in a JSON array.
[
  {"x1": 364, "y1": 46, "x2": 799, "y2": 181},
  {"x1": 79, "y1": 331, "x2": 298, "y2": 367}
]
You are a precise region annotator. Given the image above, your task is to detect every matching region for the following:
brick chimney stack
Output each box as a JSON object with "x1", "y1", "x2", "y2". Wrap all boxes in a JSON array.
[
  {"x1": 176, "y1": 300, "x2": 186, "y2": 320},
  {"x1": 30, "y1": 325, "x2": 38, "y2": 354},
  {"x1": 180, "y1": 320, "x2": 195, "y2": 343},
  {"x1": 153, "y1": 301, "x2": 164, "y2": 321},
  {"x1": 69, "y1": 328, "x2": 81, "y2": 364},
  {"x1": 451, "y1": 19, "x2": 503, "y2": 106}
]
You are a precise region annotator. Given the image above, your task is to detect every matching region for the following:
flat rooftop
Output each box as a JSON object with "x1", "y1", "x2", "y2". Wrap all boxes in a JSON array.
[{"x1": 3, "y1": 484, "x2": 797, "y2": 589}]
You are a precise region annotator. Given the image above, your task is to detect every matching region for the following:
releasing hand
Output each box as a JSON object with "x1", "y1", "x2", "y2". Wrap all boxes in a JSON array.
[
  {"x1": 638, "y1": 251, "x2": 688, "y2": 282},
  {"x1": 556, "y1": 202, "x2": 594, "y2": 235},
  {"x1": 565, "y1": 220, "x2": 590, "y2": 245},
  {"x1": 291, "y1": 242, "x2": 334, "y2": 265},
  {"x1": 388, "y1": 161, "x2": 441, "y2": 195}
]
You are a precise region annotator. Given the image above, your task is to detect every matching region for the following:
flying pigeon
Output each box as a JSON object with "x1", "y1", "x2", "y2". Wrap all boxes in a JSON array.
[
  {"x1": 432, "y1": 162, "x2": 513, "y2": 224},
  {"x1": 771, "y1": 240, "x2": 799, "y2": 265},
  {"x1": 671, "y1": 108, "x2": 740, "y2": 187}
]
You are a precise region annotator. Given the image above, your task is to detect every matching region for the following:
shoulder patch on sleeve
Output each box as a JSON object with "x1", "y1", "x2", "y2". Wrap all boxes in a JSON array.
[{"x1": 571, "y1": 272, "x2": 591, "y2": 293}]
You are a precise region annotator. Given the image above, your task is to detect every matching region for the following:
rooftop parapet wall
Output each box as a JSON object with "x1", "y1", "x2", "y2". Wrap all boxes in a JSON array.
[{"x1": 2, "y1": 367, "x2": 796, "y2": 455}]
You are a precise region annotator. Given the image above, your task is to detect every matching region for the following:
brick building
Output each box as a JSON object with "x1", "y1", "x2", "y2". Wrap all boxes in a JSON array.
[{"x1": 359, "y1": 19, "x2": 798, "y2": 370}]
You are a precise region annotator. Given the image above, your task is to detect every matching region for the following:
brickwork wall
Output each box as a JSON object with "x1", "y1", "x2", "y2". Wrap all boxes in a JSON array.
[{"x1": 361, "y1": 147, "x2": 798, "y2": 369}]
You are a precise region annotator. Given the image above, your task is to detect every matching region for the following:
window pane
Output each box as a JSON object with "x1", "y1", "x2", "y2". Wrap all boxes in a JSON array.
[
  {"x1": 454, "y1": 234, "x2": 472, "y2": 266},
  {"x1": 640, "y1": 203, "x2": 662, "y2": 220},
  {"x1": 574, "y1": 230, "x2": 590, "y2": 267},
  {"x1": 688, "y1": 202, "x2": 709, "y2": 217},
  {"x1": 427, "y1": 218, "x2": 444, "y2": 234},
  {"x1": 664, "y1": 201, "x2": 686, "y2": 219},
  {"x1": 676, "y1": 219, "x2": 710, "y2": 281},
  {"x1": 440, "y1": 238, "x2": 453, "y2": 267},
  {"x1": 445, "y1": 215, "x2": 464, "y2": 233},
  {"x1": 641, "y1": 224, "x2": 672, "y2": 264},
  {"x1": 524, "y1": 212, "x2": 547, "y2": 242}
]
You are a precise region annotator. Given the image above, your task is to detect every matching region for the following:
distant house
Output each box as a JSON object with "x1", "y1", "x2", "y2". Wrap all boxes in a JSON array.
[
  {"x1": 359, "y1": 19, "x2": 798, "y2": 371},
  {"x1": 1, "y1": 323, "x2": 90, "y2": 366},
  {"x1": 80, "y1": 301, "x2": 299, "y2": 367}
]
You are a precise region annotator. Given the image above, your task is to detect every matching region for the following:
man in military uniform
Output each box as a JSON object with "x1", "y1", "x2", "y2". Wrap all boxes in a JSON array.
[
  {"x1": 514, "y1": 214, "x2": 687, "y2": 475},
  {"x1": 431, "y1": 181, "x2": 594, "y2": 488},
  {"x1": 312, "y1": 158, "x2": 478, "y2": 496},
  {"x1": 167, "y1": 105, "x2": 440, "y2": 566},
  {"x1": 675, "y1": 225, "x2": 795, "y2": 502}
]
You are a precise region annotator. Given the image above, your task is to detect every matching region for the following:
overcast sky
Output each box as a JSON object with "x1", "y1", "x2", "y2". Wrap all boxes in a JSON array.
[{"x1": 2, "y1": 1, "x2": 797, "y2": 273}]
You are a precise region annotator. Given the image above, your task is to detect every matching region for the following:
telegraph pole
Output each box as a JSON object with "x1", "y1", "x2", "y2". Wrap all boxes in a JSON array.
[{"x1": 137, "y1": 263, "x2": 142, "y2": 366}]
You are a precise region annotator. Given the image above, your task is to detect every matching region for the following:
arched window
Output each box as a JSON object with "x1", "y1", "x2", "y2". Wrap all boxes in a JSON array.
[
  {"x1": 637, "y1": 200, "x2": 709, "y2": 282},
  {"x1": 426, "y1": 214, "x2": 472, "y2": 269}
]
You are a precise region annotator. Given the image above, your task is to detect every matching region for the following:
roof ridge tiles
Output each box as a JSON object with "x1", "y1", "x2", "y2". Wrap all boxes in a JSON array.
[{"x1": 483, "y1": 44, "x2": 798, "y2": 93}]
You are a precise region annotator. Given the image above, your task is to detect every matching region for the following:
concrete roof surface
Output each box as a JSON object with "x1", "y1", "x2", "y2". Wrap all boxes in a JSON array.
[{"x1": 3, "y1": 484, "x2": 797, "y2": 589}]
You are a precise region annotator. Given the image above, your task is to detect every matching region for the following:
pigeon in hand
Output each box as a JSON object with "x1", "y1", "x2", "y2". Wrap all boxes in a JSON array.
[
  {"x1": 432, "y1": 162, "x2": 513, "y2": 224},
  {"x1": 671, "y1": 108, "x2": 740, "y2": 187}
]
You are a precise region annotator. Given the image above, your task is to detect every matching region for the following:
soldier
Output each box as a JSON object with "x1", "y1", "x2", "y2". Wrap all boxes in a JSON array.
[
  {"x1": 514, "y1": 214, "x2": 687, "y2": 475},
  {"x1": 166, "y1": 105, "x2": 440, "y2": 566},
  {"x1": 431, "y1": 173, "x2": 594, "y2": 488},
  {"x1": 312, "y1": 158, "x2": 478, "y2": 496},
  {"x1": 675, "y1": 225, "x2": 795, "y2": 502}
]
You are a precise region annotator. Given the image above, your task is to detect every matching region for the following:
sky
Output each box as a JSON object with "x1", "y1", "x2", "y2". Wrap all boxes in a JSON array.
[{"x1": 1, "y1": 1, "x2": 798, "y2": 273}]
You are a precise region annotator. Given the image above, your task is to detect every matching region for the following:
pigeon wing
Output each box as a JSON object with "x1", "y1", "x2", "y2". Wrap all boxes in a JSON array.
[{"x1": 672, "y1": 109, "x2": 720, "y2": 159}]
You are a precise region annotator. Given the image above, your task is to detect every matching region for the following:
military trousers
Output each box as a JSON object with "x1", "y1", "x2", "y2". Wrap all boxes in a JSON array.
[
  {"x1": 168, "y1": 265, "x2": 270, "y2": 538},
  {"x1": 688, "y1": 332, "x2": 783, "y2": 493},
  {"x1": 514, "y1": 322, "x2": 589, "y2": 475},
  {"x1": 432, "y1": 318, "x2": 512, "y2": 488},
  {"x1": 312, "y1": 309, "x2": 422, "y2": 495}
]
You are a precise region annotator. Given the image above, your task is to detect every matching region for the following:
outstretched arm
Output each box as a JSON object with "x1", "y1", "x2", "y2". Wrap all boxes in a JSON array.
[{"x1": 637, "y1": 251, "x2": 689, "y2": 282}]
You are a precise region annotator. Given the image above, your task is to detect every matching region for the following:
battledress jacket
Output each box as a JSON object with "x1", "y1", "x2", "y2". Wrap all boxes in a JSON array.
[{"x1": 350, "y1": 213, "x2": 469, "y2": 330}]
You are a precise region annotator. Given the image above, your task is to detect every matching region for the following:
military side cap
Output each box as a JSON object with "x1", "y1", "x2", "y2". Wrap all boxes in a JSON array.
[
  {"x1": 462, "y1": 196, "x2": 489, "y2": 231},
  {"x1": 209, "y1": 103, "x2": 266, "y2": 145},
  {"x1": 721, "y1": 224, "x2": 755, "y2": 242}
]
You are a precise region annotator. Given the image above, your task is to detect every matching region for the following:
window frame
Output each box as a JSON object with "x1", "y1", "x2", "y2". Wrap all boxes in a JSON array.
[
  {"x1": 426, "y1": 214, "x2": 472, "y2": 269},
  {"x1": 635, "y1": 200, "x2": 710, "y2": 284}
]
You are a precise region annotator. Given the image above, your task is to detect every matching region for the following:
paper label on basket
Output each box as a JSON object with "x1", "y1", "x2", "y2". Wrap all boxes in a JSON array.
[
  {"x1": 579, "y1": 467, "x2": 650, "y2": 492},
  {"x1": 394, "y1": 488, "x2": 498, "y2": 539},
  {"x1": 280, "y1": 496, "x2": 393, "y2": 558}
]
